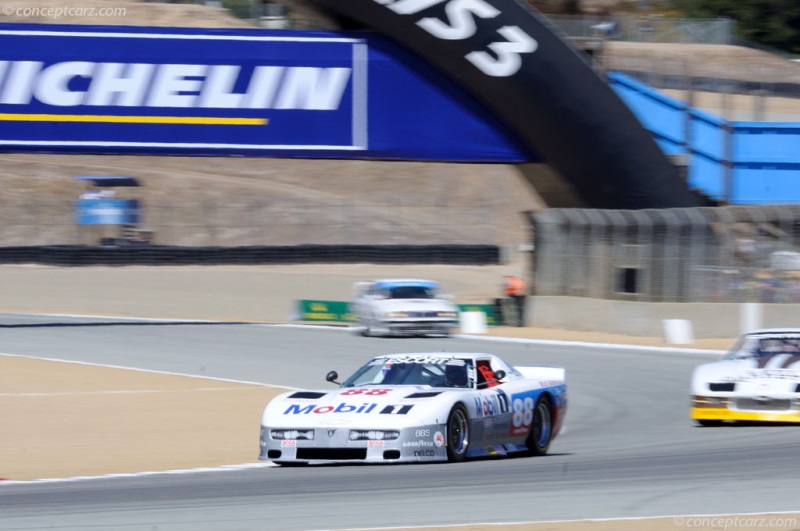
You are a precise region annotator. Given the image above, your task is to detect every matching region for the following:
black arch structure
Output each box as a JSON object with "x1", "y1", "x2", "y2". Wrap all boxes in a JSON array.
[{"x1": 308, "y1": 0, "x2": 699, "y2": 209}]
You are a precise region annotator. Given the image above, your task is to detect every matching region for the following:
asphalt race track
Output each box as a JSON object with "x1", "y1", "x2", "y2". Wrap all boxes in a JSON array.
[{"x1": 1, "y1": 314, "x2": 799, "y2": 530}]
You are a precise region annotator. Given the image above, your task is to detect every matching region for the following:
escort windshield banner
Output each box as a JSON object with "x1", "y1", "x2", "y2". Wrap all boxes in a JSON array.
[{"x1": 0, "y1": 23, "x2": 531, "y2": 162}]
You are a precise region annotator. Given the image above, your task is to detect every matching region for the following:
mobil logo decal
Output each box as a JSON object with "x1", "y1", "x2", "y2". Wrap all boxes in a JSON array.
[{"x1": 284, "y1": 402, "x2": 378, "y2": 415}]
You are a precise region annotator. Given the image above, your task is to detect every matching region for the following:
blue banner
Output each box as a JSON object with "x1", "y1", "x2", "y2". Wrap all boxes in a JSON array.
[
  {"x1": 0, "y1": 23, "x2": 533, "y2": 162},
  {"x1": 75, "y1": 199, "x2": 140, "y2": 225}
]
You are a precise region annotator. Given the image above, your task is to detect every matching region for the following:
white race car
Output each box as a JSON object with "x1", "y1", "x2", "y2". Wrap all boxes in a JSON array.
[
  {"x1": 349, "y1": 278, "x2": 459, "y2": 337},
  {"x1": 259, "y1": 352, "x2": 567, "y2": 465},
  {"x1": 691, "y1": 329, "x2": 800, "y2": 426}
]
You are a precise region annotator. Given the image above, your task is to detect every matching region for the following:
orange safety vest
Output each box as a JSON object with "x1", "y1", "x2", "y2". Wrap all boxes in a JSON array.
[{"x1": 504, "y1": 276, "x2": 526, "y2": 296}]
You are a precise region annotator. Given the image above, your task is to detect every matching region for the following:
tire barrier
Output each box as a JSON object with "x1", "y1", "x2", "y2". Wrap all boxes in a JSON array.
[
  {"x1": 309, "y1": 0, "x2": 699, "y2": 209},
  {"x1": 0, "y1": 244, "x2": 501, "y2": 266}
]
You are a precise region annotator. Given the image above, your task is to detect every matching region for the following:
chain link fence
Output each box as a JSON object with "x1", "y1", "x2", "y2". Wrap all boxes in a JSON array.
[
  {"x1": 531, "y1": 205, "x2": 800, "y2": 303},
  {"x1": 0, "y1": 199, "x2": 503, "y2": 248},
  {"x1": 547, "y1": 15, "x2": 734, "y2": 44}
]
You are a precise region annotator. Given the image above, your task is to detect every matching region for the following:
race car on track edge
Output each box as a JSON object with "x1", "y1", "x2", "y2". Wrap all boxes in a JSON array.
[
  {"x1": 691, "y1": 328, "x2": 800, "y2": 426},
  {"x1": 259, "y1": 352, "x2": 567, "y2": 464}
]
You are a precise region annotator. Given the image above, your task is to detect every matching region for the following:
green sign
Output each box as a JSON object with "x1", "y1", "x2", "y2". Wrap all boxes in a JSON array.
[
  {"x1": 296, "y1": 300, "x2": 497, "y2": 326},
  {"x1": 297, "y1": 300, "x2": 354, "y2": 322}
]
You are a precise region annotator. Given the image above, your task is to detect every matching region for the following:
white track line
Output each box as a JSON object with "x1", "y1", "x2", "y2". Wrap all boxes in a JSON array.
[{"x1": 0, "y1": 463, "x2": 277, "y2": 485}]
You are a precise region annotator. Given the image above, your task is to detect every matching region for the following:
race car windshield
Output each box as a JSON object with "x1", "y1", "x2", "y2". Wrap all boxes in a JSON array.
[
  {"x1": 341, "y1": 358, "x2": 474, "y2": 388},
  {"x1": 723, "y1": 335, "x2": 800, "y2": 360},
  {"x1": 389, "y1": 286, "x2": 437, "y2": 299}
]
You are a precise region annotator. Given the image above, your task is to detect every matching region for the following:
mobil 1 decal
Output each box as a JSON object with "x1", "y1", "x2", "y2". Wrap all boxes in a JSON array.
[{"x1": 310, "y1": 0, "x2": 699, "y2": 209}]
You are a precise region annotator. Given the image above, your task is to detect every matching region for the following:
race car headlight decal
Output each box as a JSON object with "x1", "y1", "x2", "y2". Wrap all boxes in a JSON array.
[
  {"x1": 386, "y1": 311, "x2": 409, "y2": 318},
  {"x1": 270, "y1": 429, "x2": 314, "y2": 440},
  {"x1": 348, "y1": 430, "x2": 400, "y2": 441},
  {"x1": 437, "y1": 311, "x2": 457, "y2": 318}
]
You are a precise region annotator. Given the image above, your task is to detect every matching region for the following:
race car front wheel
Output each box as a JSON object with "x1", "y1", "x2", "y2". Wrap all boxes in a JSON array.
[
  {"x1": 446, "y1": 404, "x2": 470, "y2": 463},
  {"x1": 526, "y1": 395, "x2": 553, "y2": 456}
]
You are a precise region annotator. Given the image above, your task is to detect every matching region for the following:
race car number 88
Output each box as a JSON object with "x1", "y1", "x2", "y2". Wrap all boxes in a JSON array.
[
  {"x1": 512, "y1": 397, "x2": 534, "y2": 427},
  {"x1": 341, "y1": 389, "x2": 391, "y2": 396}
]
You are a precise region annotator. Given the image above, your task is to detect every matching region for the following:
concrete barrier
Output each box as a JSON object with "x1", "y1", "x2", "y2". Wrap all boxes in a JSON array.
[
  {"x1": 532, "y1": 296, "x2": 800, "y2": 337},
  {"x1": 460, "y1": 311, "x2": 488, "y2": 334},
  {"x1": 663, "y1": 319, "x2": 694, "y2": 344}
]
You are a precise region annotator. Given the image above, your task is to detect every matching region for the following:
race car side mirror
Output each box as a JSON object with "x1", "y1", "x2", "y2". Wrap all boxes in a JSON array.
[
  {"x1": 495, "y1": 370, "x2": 506, "y2": 381},
  {"x1": 326, "y1": 370, "x2": 340, "y2": 385}
]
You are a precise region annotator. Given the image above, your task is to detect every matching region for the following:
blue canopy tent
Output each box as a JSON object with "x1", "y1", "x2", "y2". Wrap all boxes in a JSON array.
[{"x1": 73, "y1": 176, "x2": 151, "y2": 245}]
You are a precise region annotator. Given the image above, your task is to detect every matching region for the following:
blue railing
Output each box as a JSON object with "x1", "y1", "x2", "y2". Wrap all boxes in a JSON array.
[{"x1": 609, "y1": 72, "x2": 800, "y2": 204}]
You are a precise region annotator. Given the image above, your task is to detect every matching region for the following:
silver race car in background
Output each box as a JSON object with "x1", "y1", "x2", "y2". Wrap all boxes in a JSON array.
[
  {"x1": 259, "y1": 352, "x2": 567, "y2": 465},
  {"x1": 349, "y1": 279, "x2": 459, "y2": 337},
  {"x1": 691, "y1": 329, "x2": 800, "y2": 426}
]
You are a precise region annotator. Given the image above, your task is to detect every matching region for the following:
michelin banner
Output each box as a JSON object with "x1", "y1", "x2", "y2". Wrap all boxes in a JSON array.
[{"x1": 0, "y1": 23, "x2": 532, "y2": 162}]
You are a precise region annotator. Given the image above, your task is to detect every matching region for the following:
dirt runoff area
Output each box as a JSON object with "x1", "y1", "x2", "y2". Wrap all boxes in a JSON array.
[{"x1": 0, "y1": 355, "x2": 287, "y2": 481}]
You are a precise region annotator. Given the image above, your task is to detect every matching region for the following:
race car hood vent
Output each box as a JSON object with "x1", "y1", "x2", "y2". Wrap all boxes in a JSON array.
[
  {"x1": 405, "y1": 392, "x2": 443, "y2": 398},
  {"x1": 288, "y1": 391, "x2": 328, "y2": 399}
]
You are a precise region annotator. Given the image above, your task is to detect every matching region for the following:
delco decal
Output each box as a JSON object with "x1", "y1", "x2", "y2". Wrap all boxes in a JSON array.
[
  {"x1": 372, "y1": 0, "x2": 538, "y2": 77},
  {"x1": 284, "y1": 402, "x2": 378, "y2": 415}
]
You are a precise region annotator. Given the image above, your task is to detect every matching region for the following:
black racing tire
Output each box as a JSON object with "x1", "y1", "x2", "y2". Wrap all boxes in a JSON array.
[
  {"x1": 696, "y1": 419, "x2": 724, "y2": 427},
  {"x1": 446, "y1": 404, "x2": 470, "y2": 463},
  {"x1": 525, "y1": 395, "x2": 553, "y2": 456}
]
